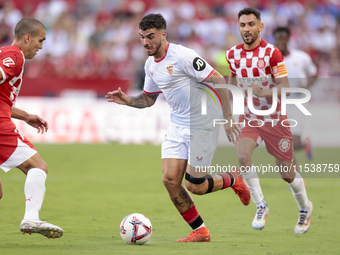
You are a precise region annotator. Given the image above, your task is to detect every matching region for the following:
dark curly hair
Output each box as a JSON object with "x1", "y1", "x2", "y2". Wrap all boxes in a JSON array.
[
  {"x1": 139, "y1": 13, "x2": 166, "y2": 31},
  {"x1": 238, "y1": 7, "x2": 261, "y2": 21}
]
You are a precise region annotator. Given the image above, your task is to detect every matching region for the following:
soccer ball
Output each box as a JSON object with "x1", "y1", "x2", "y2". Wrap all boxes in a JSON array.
[{"x1": 119, "y1": 213, "x2": 152, "y2": 245}]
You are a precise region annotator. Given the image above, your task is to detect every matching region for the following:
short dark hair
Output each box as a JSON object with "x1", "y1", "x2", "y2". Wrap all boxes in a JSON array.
[
  {"x1": 139, "y1": 13, "x2": 166, "y2": 31},
  {"x1": 273, "y1": 27, "x2": 290, "y2": 37},
  {"x1": 238, "y1": 7, "x2": 261, "y2": 21},
  {"x1": 15, "y1": 18, "x2": 45, "y2": 39}
]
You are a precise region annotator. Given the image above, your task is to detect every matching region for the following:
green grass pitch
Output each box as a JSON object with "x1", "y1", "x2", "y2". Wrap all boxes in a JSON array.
[{"x1": 0, "y1": 144, "x2": 339, "y2": 255}]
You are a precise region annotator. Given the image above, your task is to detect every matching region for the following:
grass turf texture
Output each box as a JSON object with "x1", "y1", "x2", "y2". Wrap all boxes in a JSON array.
[{"x1": 0, "y1": 144, "x2": 339, "y2": 255}]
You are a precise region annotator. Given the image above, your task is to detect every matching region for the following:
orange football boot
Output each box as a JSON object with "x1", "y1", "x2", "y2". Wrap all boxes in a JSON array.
[
  {"x1": 230, "y1": 167, "x2": 251, "y2": 205},
  {"x1": 177, "y1": 227, "x2": 210, "y2": 242}
]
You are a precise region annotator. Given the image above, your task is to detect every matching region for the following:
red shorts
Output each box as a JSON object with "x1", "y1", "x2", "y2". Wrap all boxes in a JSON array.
[
  {"x1": 237, "y1": 115, "x2": 293, "y2": 162},
  {"x1": 0, "y1": 120, "x2": 37, "y2": 172}
]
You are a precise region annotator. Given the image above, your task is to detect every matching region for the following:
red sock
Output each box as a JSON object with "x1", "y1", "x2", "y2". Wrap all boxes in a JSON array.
[
  {"x1": 181, "y1": 205, "x2": 204, "y2": 229},
  {"x1": 219, "y1": 173, "x2": 233, "y2": 189}
]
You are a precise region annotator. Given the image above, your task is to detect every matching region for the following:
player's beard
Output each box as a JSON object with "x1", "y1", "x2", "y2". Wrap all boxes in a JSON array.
[
  {"x1": 146, "y1": 39, "x2": 162, "y2": 56},
  {"x1": 243, "y1": 32, "x2": 259, "y2": 46}
]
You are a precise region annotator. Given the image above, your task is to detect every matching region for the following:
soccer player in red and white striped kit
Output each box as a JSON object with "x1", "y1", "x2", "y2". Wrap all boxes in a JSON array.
[{"x1": 226, "y1": 8, "x2": 312, "y2": 234}]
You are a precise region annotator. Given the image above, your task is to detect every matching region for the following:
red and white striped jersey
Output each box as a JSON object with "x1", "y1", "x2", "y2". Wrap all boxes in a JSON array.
[
  {"x1": 226, "y1": 39, "x2": 288, "y2": 123},
  {"x1": 0, "y1": 45, "x2": 25, "y2": 119}
]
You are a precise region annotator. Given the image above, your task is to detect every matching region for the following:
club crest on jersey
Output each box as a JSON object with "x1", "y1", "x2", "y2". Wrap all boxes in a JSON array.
[
  {"x1": 257, "y1": 59, "x2": 265, "y2": 69},
  {"x1": 166, "y1": 65, "x2": 174, "y2": 76},
  {"x1": 278, "y1": 138, "x2": 291, "y2": 152},
  {"x1": 150, "y1": 70, "x2": 154, "y2": 77},
  {"x1": 3, "y1": 57, "x2": 15, "y2": 67}
]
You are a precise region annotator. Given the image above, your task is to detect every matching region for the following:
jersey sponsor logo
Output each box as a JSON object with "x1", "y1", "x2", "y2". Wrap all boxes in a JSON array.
[
  {"x1": 193, "y1": 57, "x2": 206, "y2": 71},
  {"x1": 257, "y1": 59, "x2": 265, "y2": 69},
  {"x1": 237, "y1": 76, "x2": 268, "y2": 86},
  {"x1": 166, "y1": 65, "x2": 174, "y2": 76},
  {"x1": 3, "y1": 57, "x2": 15, "y2": 67},
  {"x1": 278, "y1": 138, "x2": 291, "y2": 152}
]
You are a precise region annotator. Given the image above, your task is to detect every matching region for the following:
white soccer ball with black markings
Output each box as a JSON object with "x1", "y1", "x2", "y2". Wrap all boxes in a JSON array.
[{"x1": 119, "y1": 213, "x2": 152, "y2": 245}]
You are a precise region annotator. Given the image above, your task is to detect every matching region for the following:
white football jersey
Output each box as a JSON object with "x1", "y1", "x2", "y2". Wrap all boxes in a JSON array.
[
  {"x1": 143, "y1": 43, "x2": 222, "y2": 128},
  {"x1": 284, "y1": 49, "x2": 317, "y2": 98}
]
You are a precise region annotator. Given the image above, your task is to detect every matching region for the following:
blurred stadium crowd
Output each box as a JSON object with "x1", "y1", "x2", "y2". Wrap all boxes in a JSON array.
[{"x1": 0, "y1": 0, "x2": 339, "y2": 89}]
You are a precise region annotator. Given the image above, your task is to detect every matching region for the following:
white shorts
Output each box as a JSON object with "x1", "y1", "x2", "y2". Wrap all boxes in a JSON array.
[
  {"x1": 161, "y1": 123, "x2": 220, "y2": 168},
  {"x1": 0, "y1": 138, "x2": 37, "y2": 172},
  {"x1": 286, "y1": 104, "x2": 306, "y2": 136}
]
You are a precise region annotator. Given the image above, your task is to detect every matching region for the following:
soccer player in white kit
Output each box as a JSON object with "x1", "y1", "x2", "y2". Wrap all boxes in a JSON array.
[
  {"x1": 226, "y1": 8, "x2": 312, "y2": 234},
  {"x1": 274, "y1": 26, "x2": 318, "y2": 162},
  {"x1": 106, "y1": 13, "x2": 250, "y2": 242},
  {"x1": 0, "y1": 18, "x2": 63, "y2": 238}
]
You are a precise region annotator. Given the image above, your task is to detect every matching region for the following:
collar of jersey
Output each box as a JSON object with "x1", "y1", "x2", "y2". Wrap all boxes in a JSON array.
[{"x1": 154, "y1": 42, "x2": 170, "y2": 63}]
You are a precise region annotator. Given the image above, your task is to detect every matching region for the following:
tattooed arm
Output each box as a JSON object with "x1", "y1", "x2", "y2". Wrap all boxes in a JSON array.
[{"x1": 106, "y1": 87, "x2": 159, "y2": 108}]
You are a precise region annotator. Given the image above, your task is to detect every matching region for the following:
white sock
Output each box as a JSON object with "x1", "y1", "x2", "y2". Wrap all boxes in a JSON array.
[
  {"x1": 242, "y1": 165, "x2": 265, "y2": 207},
  {"x1": 23, "y1": 168, "x2": 47, "y2": 220},
  {"x1": 288, "y1": 172, "x2": 309, "y2": 211},
  {"x1": 194, "y1": 223, "x2": 205, "y2": 231}
]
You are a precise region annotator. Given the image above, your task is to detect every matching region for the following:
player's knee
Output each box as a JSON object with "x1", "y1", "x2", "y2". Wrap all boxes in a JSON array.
[
  {"x1": 185, "y1": 181, "x2": 205, "y2": 195},
  {"x1": 162, "y1": 175, "x2": 181, "y2": 190},
  {"x1": 38, "y1": 160, "x2": 48, "y2": 174},
  {"x1": 19, "y1": 155, "x2": 49, "y2": 174},
  {"x1": 238, "y1": 153, "x2": 252, "y2": 166},
  {"x1": 280, "y1": 171, "x2": 295, "y2": 183},
  {"x1": 282, "y1": 177, "x2": 294, "y2": 183}
]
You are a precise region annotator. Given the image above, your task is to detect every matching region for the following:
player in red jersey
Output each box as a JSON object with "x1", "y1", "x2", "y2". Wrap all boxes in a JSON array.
[
  {"x1": 226, "y1": 8, "x2": 312, "y2": 234},
  {"x1": 0, "y1": 18, "x2": 63, "y2": 238}
]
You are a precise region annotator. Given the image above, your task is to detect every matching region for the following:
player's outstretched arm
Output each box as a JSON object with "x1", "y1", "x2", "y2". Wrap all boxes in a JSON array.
[
  {"x1": 106, "y1": 87, "x2": 159, "y2": 108},
  {"x1": 11, "y1": 108, "x2": 48, "y2": 134}
]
